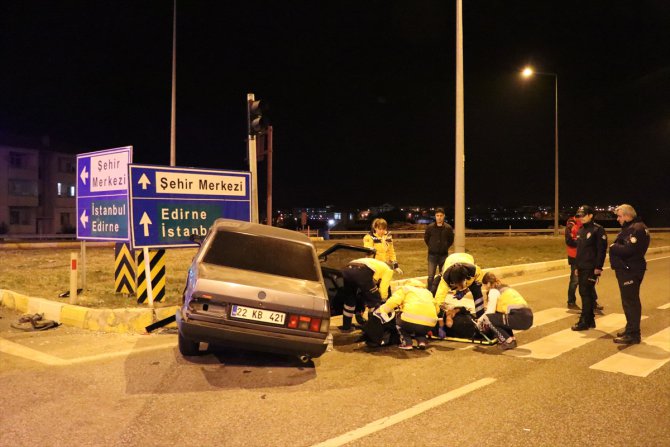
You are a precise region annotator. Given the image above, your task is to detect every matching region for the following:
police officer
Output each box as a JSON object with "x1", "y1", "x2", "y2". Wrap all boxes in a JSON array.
[
  {"x1": 571, "y1": 205, "x2": 608, "y2": 331},
  {"x1": 338, "y1": 256, "x2": 394, "y2": 332},
  {"x1": 609, "y1": 204, "x2": 650, "y2": 344}
]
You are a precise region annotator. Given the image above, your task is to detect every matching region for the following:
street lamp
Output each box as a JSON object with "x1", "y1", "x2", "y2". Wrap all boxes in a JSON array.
[{"x1": 521, "y1": 66, "x2": 559, "y2": 236}]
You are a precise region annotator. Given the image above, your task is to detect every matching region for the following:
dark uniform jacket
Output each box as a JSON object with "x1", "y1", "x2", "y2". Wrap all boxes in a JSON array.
[
  {"x1": 609, "y1": 218, "x2": 650, "y2": 274},
  {"x1": 575, "y1": 221, "x2": 607, "y2": 270},
  {"x1": 424, "y1": 222, "x2": 454, "y2": 255}
]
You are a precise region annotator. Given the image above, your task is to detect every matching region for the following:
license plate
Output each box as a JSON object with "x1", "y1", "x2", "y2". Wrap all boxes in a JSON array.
[{"x1": 230, "y1": 305, "x2": 286, "y2": 325}]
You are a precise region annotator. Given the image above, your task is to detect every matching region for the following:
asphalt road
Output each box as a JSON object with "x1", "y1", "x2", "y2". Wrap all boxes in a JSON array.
[{"x1": 1, "y1": 255, "x2": 669, "y2": 447}]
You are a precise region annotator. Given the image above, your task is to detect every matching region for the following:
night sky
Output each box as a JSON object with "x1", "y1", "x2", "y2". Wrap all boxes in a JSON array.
[{"x1": 1, "y1": 1, "x2": 668, "y2": 216}]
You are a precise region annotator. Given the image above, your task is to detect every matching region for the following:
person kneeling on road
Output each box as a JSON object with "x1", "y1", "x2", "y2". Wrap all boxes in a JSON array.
[
  {"x1": 339, "y1": 256, "x2": 394, "y2": 332},
  {"x1": 373, "y1": 279, "x2": 439, "y2": 350},
  {"x1": 476, "y1": 272, "x2": 533, "y2": 350},
  {"x1": 434, "y1": 253, "x2": 486, "y2": 338}
]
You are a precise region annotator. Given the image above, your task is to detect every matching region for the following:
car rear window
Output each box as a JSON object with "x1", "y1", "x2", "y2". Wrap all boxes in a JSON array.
[{"x1": 202, "y1": 230, "x2": 320, "y2": 281}]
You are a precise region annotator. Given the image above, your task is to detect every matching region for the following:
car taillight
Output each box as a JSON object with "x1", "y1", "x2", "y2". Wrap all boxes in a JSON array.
[{"x1": 287, "y1": 314, "x2": 325, "y2": 333}]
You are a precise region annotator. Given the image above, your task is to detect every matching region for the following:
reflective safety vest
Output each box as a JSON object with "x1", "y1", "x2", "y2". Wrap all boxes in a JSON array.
[
  {"x1": 349, "y1": 257, "x2": 394, "y2": 300},
  {"x1": 434, "y1": 252, "x2": 483, "y2": 304},
  {"x1": 494, "y1": 287, "x2": 528, "y2": 314},
  {"x1": 363, "y1": 231, "x2": 397, "y2": 266},
  {"x1": 379, "y1": 285, "x2": 438, "y2": 327}
]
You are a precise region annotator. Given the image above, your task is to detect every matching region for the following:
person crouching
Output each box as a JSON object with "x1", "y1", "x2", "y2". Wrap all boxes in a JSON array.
[
  {"x1": 477, "y1": 272, "x2": 533, "y2": 350},
  {"x1": 373, "y1": 279, "x2": 439, "y2": 350}
]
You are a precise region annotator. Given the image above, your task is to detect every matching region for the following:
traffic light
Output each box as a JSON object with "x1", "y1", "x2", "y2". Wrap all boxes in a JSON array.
[{"x1": 247, "y1": 98, "x2": 269, "y2": 136}]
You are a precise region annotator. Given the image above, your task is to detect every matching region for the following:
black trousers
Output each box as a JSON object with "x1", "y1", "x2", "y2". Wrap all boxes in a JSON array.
[
  {"x1": 396, "y1": 316, "x2": 432, "y2": 345},
  {"x1": 615, "y1": 269, "x2": 644, "y2": 338},
  {"x1": 486, "y1": 307, "x2": 534, "y2": 340},
  {"x1": 577, "y1": 269, "x2": 598, "y2": 324}
]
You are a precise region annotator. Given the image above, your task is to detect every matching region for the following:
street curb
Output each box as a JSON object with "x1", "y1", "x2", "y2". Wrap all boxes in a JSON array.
[
  {"x1": 0, "y1": 289, "x2": 178, "y2": 334},
  {"x1": 2, "y1": 246, "x2": 668, "y2": 334}
]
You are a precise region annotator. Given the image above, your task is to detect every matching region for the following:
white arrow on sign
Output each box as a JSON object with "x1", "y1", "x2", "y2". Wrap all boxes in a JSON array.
[
  {"x1": 138, "y1": 173, "x2": 151, "y2": 190},
  {"x1": 80, "y1": 165, "x2": 89, "y2": 185},
  {"x1": 80, "y1": 210, "x2": 89, "y2": 229},
  {"x1": 139, "y1": 212, "x2": 152, "y2": 237}
]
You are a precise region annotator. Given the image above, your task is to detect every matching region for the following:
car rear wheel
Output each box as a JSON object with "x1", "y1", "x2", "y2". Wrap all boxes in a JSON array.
[{"x1": 178, "y1": 331, "x2": 201, "y2": 356}]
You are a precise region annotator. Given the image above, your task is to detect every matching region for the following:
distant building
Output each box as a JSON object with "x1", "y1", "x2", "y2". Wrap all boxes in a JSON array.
[{"x1": 0, "y1": 133, "x2": 76, "y2": 234}]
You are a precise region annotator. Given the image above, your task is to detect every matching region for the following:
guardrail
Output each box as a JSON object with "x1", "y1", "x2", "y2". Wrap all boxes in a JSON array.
[{"x1": 328, "y1": 227, "x2": 670, "y2": 239}]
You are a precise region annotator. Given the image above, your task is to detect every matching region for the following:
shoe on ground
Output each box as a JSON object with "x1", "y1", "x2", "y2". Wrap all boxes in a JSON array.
[
  {"x1": 571, "y1": 322, "x2": 590, "y2": 331},
  {"x1": 499, "y1": 339, "x2": 517, "y2": 350},
  {"x1": 567, "y1": 302, "x2": 580, "y2": 310},
  {"x1": 588, "y1": 320, "x2": 596, "y2": 329},
  {"x1": 337, "y1": 325, "x2": 354, "y2": 333},
  {"x1": 417, "y1": 341, "x2": 427, "y2": 350},
  {"x1": 616, "y1": 330, "x2": 627, "y2": 337},
  {"x1": 398, "y1": 342, "x2": 414, "y2": 350},
  {"x1": 613, "y1": 335, "x2": 641, "y2": 345}
]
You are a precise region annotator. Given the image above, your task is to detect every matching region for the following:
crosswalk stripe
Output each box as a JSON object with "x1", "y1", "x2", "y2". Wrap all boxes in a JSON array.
[
  {"x1": 524, "y1": 307, "x2": 575, "y2": 330},
  {"x1": 589, "y1": 327, "x2": 670, "y2": 377},
  {"x1": 505, "y1": 313, "x2": 632, "y2": 359},
  {"x1": 658, "y1": 303, "x2": 670, "y2": 310}
]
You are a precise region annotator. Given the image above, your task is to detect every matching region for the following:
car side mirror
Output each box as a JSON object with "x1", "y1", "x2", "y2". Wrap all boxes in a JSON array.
[{"x1": 190, "y1": 234, "x2": 204, "y2": 246}]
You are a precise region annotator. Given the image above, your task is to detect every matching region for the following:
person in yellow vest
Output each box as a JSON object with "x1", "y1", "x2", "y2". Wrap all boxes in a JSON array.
[
  {"x1": 434, "y1": 253, "x2": 486, "y2": 324},
  {"x1": 476, "y1": 272, "x2": 533, "y2": 350},
  {"x1": 339, "y1": 256, "x2": 394, "y2": 332},
  {"x1": 363, "y1": 218, "x2": 403, "y2": 274},
  {"x1": 373, "y1": 279, "x2": 439, "y2": 350}
]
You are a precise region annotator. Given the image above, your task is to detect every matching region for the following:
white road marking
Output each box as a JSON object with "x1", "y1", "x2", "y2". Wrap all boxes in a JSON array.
[
  {"x1": 504, "y1": 314, "x2": 637, "y2": 359},
  {"x1": 590, "y1": 327, "x2": 670, "y2": 377},
  {"x1": 0, "y1": 338, "x2": 176, "y2": 366},
  {"x1": 658, "y1": 303, "x2": 670, "y2": 310},
  {"x1": 310, "y1": 377, "x2": 497, "y2": 447}
]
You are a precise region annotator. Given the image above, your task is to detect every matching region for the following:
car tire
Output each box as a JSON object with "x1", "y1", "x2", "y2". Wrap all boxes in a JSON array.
[{"x1": 178, "y1": 331, "x2": 201, "y2": 356}]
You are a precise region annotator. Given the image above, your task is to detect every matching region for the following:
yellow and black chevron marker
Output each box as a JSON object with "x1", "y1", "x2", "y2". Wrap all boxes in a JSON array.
[
  {"x1": 136, "y1": 249, "x2": 166, "y2": 303},
  {"x1": 114, "y1": 243, "x2": 136, "y2": 295}
]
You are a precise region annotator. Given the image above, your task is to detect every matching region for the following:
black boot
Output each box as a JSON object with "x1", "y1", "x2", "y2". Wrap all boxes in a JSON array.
[{"x1": 571, "y1": 320, "x2": 590, "y2": 331}]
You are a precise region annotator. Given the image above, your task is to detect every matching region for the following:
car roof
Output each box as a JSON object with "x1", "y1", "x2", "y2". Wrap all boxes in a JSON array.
[{"x1": 210, "y1": 218, "x2": 313, "y2": 246}]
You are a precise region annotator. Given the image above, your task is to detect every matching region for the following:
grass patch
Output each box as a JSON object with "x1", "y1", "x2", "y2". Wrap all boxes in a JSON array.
[{"x1": 1, "y1": 232, "x2": 668, "y2": 308}]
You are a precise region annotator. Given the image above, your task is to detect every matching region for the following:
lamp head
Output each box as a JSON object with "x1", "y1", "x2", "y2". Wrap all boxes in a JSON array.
[{"x1": 521, "y1": 67, "x2": 534, "y2": 78}]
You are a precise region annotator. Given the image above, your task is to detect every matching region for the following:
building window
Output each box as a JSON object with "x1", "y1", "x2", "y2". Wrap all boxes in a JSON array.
[
  {"x1": 8, "y1": 179, "x2": 38, "y2": 197},
  {"x1": 9, "y1": 152, "x2": 27, "y2": 169},
  {"x1": 56, "y1": 183, "x2": 76, "y2": 197},
  {"x1": 334, "y1": 213, "x2": 342, "y2": 220},
  {"x1": 58, "y1": 157, "x2": 75, "y2": 173},
  {"x1": 9, "y1": 207, "x2": 31, "y2": 225}
]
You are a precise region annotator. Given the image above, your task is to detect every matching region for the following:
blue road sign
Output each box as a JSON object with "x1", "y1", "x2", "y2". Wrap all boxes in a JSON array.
[
  {"x1": 76, "y1": 146, "x2": 132, "y2": 241},
  {"x1": 128, "y1": 164, "x2": 251, "y2": 249}
]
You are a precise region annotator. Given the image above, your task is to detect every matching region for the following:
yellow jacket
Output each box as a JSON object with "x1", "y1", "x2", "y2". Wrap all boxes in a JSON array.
[
  {"x1": 434, "y1": 252, "x2": 483, "y2": 305},
  {"x1": 363, "y1": 232, "x2": 397, "y2": 267},
  {"x1": 378, "y1": 284, "x2": 438, "y2": 327},
  {"x1": 350, "y1": 257, "x2": 394, "y2": 300},
  {"x1": 491, "y1": 287, "x2": 528, "y2": 314}
]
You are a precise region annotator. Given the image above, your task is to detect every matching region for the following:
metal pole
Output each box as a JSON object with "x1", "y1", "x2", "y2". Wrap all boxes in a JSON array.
[
  {"x1": 247, "y1": 93, "x2": 259, "y2": 223},
  {"x1": 170, "y1": 0, "x2": 177, "y2": 167},
  {"x1": 267, "y1": 126, "x2": 273, "y2": 226},
  {"x1": 553, "y1": 74, "x2": 559, "y2": 236},
  {"x1": 454, "y1": 0, "x2": 466, "y2": 252}
]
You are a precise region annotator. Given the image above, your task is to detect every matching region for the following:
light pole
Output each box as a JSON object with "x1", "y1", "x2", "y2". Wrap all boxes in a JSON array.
[{"x1": 521, "y1": 67, "x2": 559, "y2": 236}]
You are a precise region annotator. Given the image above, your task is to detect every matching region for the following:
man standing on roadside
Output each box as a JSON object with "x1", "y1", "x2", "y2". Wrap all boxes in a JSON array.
[
  {"x1": 424, "y1": 208, "x2": 454, "y2": 290},
  {"x1": 571, "y1": 205, "x2": 607, "y2": 331},
  {"x1": 609, "y1": 204, "x2": 650, "y2": 345}
]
